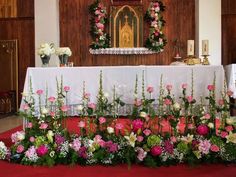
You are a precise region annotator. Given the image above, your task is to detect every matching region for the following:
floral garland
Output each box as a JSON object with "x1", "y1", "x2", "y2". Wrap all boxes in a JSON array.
[
  {"x1": 145, "y1": 0, "x2": 167, "y2": 52},
  {"x1": 89, "y1": 0, "x2": 110, "y2": 49}
]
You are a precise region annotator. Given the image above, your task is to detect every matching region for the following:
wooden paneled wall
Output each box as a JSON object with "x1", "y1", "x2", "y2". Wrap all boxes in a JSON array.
[
  {"x1": 222, "y1": 0, "x2": 236, "y2": 65},
  {"x1": 59, "y1": 0, "x2": 195, "y2": 66},
  {"x1": 0, "y1": 0, "x2": 34, "y2": 101}
]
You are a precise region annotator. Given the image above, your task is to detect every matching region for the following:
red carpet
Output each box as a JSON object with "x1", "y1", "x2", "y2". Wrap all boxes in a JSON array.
[{"x1": 0, "y1": 119, "x2": 236, "y2": 177}]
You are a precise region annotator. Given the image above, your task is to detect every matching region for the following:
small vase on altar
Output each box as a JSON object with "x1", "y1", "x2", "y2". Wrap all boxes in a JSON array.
[
  {"x1": 59, "y1": 54, "x2": 69, "y2": 67},
  {"x1": 40, "y1": 55, "x2": 50, "y2": 67}
]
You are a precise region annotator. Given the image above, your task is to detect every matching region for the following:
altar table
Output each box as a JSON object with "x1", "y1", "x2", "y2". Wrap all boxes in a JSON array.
[{"x1": 21, "y1": 65, "x2": 225, "y2": 114}]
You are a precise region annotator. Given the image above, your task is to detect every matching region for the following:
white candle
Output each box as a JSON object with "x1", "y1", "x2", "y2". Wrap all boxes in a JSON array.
[
  {"x1": 202, "y1": 40, "x2": 209, "y2": 55},
  {"x1": 187, "y1": 40, "x2": 194, "y2": 56}
]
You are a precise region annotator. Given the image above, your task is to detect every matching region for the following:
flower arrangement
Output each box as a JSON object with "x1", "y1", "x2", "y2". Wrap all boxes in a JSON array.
[
  {"x1": 89, "y1": 0, "x2": 110, "y2": 49},
  {"x1": 145, "y1": 1, "x2": 167, "y2": 52},
  {"x1": 55, "y1": 47, "x2": 72, "y2": 57},
  {"x1": 1, "y1": 74, "x2": 236, "y2": 167},
  {"x1": 37, "y1": 43, "x2": 55, "y2": 58}
]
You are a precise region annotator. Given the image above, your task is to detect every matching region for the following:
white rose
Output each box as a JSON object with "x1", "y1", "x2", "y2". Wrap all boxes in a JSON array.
[
  {"x1": 140, "y1": 111, "x2": 147, "y2": 118},
  {"x1": 104, "y1": 92, "x2": 109, "y2": 98},
  {"x1": 42, "y1": 107, "x2": 48, "y2": 114},
  {"x1": 107, "y1": 127, "x2": 114, "y2": 134},
  {"x1": 208, "y1": 123, "x2": 214, "y2": 129},
  {"x1": 77, "y1": 105, "x2": 84, "y2": 111},
  {"x1": 173, "y1": 103, "x2": 180, "y2": 110},
  {"x1": 17, "y1": 133, "x2": 25, "y2": 141}
]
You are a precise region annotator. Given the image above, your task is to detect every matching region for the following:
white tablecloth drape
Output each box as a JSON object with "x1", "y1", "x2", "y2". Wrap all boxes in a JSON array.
[
  {"x1": 225, "y1": 64, "x2": 236, "y2": 98},
  {"x1": 21, "y1": 65, "x2": 225, "y2": 113}
]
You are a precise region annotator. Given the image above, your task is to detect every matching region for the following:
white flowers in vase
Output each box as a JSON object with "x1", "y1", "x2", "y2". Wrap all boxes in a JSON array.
[
  {"x1": 37, "y1": 43, "x2": 55, "y2": 57},
  {"x1": 55, "y1": 47, "x2": 72, "y2": 56}
]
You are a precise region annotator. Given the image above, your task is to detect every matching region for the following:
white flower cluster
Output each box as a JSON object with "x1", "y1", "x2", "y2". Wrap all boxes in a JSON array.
[
  {"x1": 55, "y1": 47, "x2": 72, "y2": 56},
  {"x1": 37, "y1": 43, "x2": 55, "y2": 57},
  {"x1": 0, "y1": 141, "x2": 8, "y2": 160},
  {"x1": 59, "y1": 141, "x2": 69, "y2": 158}
]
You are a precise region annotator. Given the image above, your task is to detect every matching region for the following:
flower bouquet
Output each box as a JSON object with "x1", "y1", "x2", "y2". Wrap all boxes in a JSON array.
[
  {"x1": 55, "y1": 47, "x2": 72, "y2": 67},
  {"x1": 37, "y1": 43, "x2": 55, "y2": 67}
]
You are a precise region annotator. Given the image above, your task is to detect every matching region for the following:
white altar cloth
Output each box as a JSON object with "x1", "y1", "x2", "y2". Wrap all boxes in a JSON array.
[
  {"x1": 225, "y1": 64, "x2": 236, "y2": 98},
  {"x1": 21, "y1": 65, "x2": 225, "y2": 112}
]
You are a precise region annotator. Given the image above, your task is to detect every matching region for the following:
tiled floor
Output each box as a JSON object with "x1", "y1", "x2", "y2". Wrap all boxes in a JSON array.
[{"x1": 0, "y1": 115, "x2": 22, "y2": 133}]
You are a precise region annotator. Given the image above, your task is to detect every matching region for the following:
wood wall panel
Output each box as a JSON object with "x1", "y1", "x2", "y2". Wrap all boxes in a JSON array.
[
  {"x1": 60, "y1": 0, "x2": 195, "y2": 66},
  {"x1": 222, "y1": 0, "x2": 236, "y2": 65},
  {"x1": 0, "y1": 0, "x2": 34, "y2": 103}
]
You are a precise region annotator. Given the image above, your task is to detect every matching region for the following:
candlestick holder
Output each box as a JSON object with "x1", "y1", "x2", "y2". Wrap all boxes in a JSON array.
[
  {"x1": 184, "y1": 55, "x2": 195, "y2": 65},
  {"x1": 202, "y1": 55, "x2": 210, "y2": 65}
]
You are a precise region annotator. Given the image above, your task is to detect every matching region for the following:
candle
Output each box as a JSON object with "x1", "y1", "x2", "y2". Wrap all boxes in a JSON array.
[
  {"x1": 187, "y1": 40, "x2": 194, "y2": 56},
  {"x1": 202, "y1": 40, "x2": 209, "y2": 55}
]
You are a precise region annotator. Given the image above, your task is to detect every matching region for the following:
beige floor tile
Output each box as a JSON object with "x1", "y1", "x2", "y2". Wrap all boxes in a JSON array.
[{"x1": 0, "y1": 115, "x2": 22, "y2": 133}]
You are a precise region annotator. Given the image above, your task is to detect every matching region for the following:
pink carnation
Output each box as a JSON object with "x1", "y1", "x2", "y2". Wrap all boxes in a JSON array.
[
  {"x1": 182, "y1": 83, "x2": 187, "y2": 89},
  {"x1": 84, "y1": 93, "x2": 91, "y2": 99},
  {"x1": 196, "y1": 124, "x2": 209, "y2": 136},
  {"x1": 210, "y1": 144, "x2": 220, "y2": 152},
  {"x1": 16, "y1": 145, "x2": 24, "y2": 153},
  {"x1": 132, "y1": 119, "x2": 143, "y2": 132},
  {"x1": 88, "y1": 103, "x2": 96, "y2": 110},
  {"x1": 147, "y1": 86, "x2": 154, "y2": 93},
  {"x1": 187, "y1": 96, "x2": 193, "y2": 103},
  {"x1": 225, "y1": 125, "x2": 233, "y2": 132},
  {"x1": 36, "y1": 89, "x2": 43, "y2": 95},
  {"x1": 164, "y1": 98, "x2": 172, "y2": 105},
  {"x1": 99, "y1": 117, "x2": 106, "y2": 124},
  {"x1": 64, "y1": 86, "x2": 70, "y2": 92},
  {"x1": 204, "y1": 113, "x2": 211, "y2": 120},
  {"x1": 137, "y1": 136, "x2": 144, "y2": 142},
  {"x1": 22, "y1": 104, "x2": 29, "y2": 110},
  {"x1": 143, "y1": 129, "x2": 151, "y2": 136},
  {"x1": 115, "y1": 123, "x2": 124, "y2": 130},
  {"x1": 48, "y1": 96, "x2": 56, "y2": 102},
  {"x1": 36, "y1": 145, "x2": 48, "y2": 156},
  {"x1": 50, "y1": 111, "x2": 56, "y2": 117},
  {"x1": 207, "y1": 85, "x2": 215, "y2": 91},
  {"x1": 39, "y1": 123, "x2": 48, "y2": 130},
  {"x1": 220, "y1": 131, "x2": 228, "y2": 138},
  {"x1": 26, "y1": 122, "x2": 33, "y2": 128},
  {"x1": 150, "y1": 146, "x2": 162, "y2": 156},
  {"x1": 29, "y1": 136, "x2": 35, "y2": 142},
  {"x1": 61, "y1": 105, "x2": 69, "y2": 112},
  {"x1": 166, "y1": 84, "x2": 173, "y2": 91}
]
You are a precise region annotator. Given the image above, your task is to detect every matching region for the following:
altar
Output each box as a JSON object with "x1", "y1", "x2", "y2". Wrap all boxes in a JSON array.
[{"x1": 21, "y1": 65, "x2": 225, "y2": 113}]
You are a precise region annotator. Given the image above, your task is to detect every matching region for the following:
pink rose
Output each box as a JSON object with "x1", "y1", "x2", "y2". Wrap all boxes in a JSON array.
[
  {"x1": 196, "y1": 124, "x2": 209, "y2": 136},
  {"x1": 187, "y1": 96, "x2": 193, "y2": 103},
  {"x1": 96, "y1": 23, "x2": 104, "y2": 30},
  {"x1": 88, "y1": 103, "x2": 96, "y2": 110},
  {"x1": 218, "y1": 99, "x2": 224, "y2": 106},
  {"x1": 115, "y1": 123, "x2": 124, "y2": 130},
  {"x1": 61, "y1": 105, "x2": 69, "y2": 112},
  {"x1": 50, "y1": 111, "x2": 56, "y2": 117},
  {"x1": 94, "y1": 135, "x2": 102, "y2": 142},
  {"x1": 210, "y1": 144, "x2": 220, "y2": 152},
  {"x1": 132, "y1": 119, "x2": 143, "y2": 132},
  {"x1": 36, "y1": 89, "x2": 43, "y2": 95},
  {"x1": 164, "y1": 98, "x2": 172, "y2": 105},
  {"x1": 207, "y1": 85, "x2": 215, "y2": 91},
  {"x1": 143, "y1": 129, "x2": 151, "y2": 136},
  {"x1": 220, "y1": 131, "x2": 228, "y2": 138},
  {"x1": 147, "y1": 86, "x2": 154, "y2": 93},
  {"x1": 99, "y1": 117, "x2": 106, "y2": 124},
  {"x1": 48, "y1": 96, "x2": 56, "y2": 102},
  {"x1": 29, "y1": 136, "x2": 35, "y2": 142},
  {"x1": 36, "y1": 145, "x2": 48, "y2": 156},
  {"x1": 166, "y1": 84, "x2": 172, "y2": 91},
  {"x1": 39, "y1": 123, "x2": 48, "y2": 130},
  {"x1": 225, "y1": 125, "x2": 233, "y2": 132},
  {"x1": 22, "y1": 104, "x2": 29, "y2": 110},
  {"x1": 150, "y1": 146, "x2": 162, "y2": 156},
  {"x1": 16, "y1": 145, "x2": 24, "y2": 153},
  {"x1": 137, "y1": 136, "x2": 144, "y2": 142},
  {"x1": 26, "y1": 122, "x2": 33, "y2": 128},
  {"x1": 78, "y1": 121, "x2": 85, "y2": 128},
  {"x1": 64, "y1": 86, "x2": 70, "y2": 92},
  {"x1": 182, "y1": 83, "x2": 187, "y2": 89}
]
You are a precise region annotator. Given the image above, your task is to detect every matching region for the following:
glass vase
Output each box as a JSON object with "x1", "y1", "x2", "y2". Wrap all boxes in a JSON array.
[
  {"x1": 59, "y1": 55, "x2": 69, "y2": 67},
  {"x1": 40, "y1": 55, "x2": 50, "y2": 67}
]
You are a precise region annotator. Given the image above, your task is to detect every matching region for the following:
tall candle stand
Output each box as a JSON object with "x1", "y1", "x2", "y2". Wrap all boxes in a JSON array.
[{"x1": 202, "y1": 55, "x2": 210, "y2": 65}]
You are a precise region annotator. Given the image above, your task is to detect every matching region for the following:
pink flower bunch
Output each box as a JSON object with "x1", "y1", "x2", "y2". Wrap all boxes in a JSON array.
[
  {"x1": 196, "y1": 124, "x2": 209, "y2": 136},
  {"x1": 198, "y1": 140, "x2": 211, "y2": 154},
  {"x1": 11, "y1": 131, "x2": 25, "y2": 144},
  {"x1": 104, "y1": 140, "x2": 118, "y2": 153},
  {"x1": 48, "y1": 96, "x2": 56, "y2": 102},
  {"x1": 70, "y1": 138, "x2": 81, "y2": 152},
  {"x1": 147, "y1": 86, "x2": 154, "y2": 93},
  {"x1": 150, "y1": 145, "x2": 162, "y2": 156},
  {"x1": 136, "y1": 147, "x2": 147, "y2": 161},
  {"x1": 36, "y1": 145, "x2": 48, "y2": 156},
  {"x1": 99, "y1": 117, "x2": 106, "y2": 124},
  {"x1": 36, "y1": 89, "x2": 43, "y2": 95},
  {"x1": 132, "y1": 119, "x2": 144, "y2": 132},
  {"x1": 207, "y1": 85, "x2": 215, "y2": 91},
  {"x1": 143, "y1": 129, "x2": 151, "y2": 136},
  {"x1": 78, "y1": 146, "x2": 87, "y2": 159},
  {"x1": 25, "y1": 146, "x2": 38, "y2": 160},
  {"x1": 16, "y1": 145, "x2": 24, "y2": 153},
  {"x1": 210, "y1": 144, "x2": 220, "y2": 152},
  {"x1": 39, "y1": 123, "x2": 48, "y2": 130},
  {"x1": 64, "y1": 86, "x2": 70, "y2": 92}
]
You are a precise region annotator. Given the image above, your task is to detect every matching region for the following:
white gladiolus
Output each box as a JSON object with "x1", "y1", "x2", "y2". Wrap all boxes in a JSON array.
[
  {"x1": 42, "y1": 107, "x2": 48, "y2": 114},
  {"x1": 173, "y1": 102, "x2": 181, "y2": 110}
]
